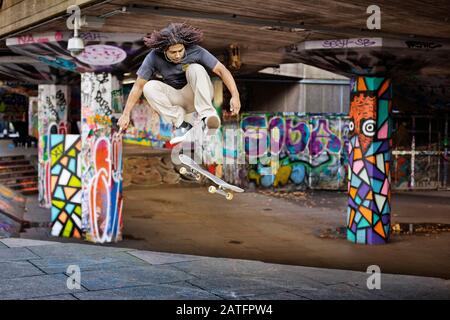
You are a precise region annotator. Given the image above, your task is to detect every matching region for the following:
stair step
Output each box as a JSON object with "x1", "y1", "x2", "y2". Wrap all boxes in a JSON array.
[
  {"x1": 0, "y1": 160, "x2": 30, "y2": 166},
  {"x1": 0, "y1": 155, "x2": 26, "y2": 162},
  {"x1": 8, "y1": 181, "x2": 38, "y2": 189},
  {"x1": 0, "y1": 169, "x2": 37, "y2": 178},
  {"x1": 0, "y1": 176, "x2": 38, "y2": 184},
  {"x1": 0, "y1": 164, "x2": 35, "y2": 171},
  {"x1": 21, "y1": 188, "x2": 39, "y2": 195}
]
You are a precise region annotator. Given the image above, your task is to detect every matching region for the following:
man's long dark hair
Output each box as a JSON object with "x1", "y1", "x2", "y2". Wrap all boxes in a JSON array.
[{"x1": 143, "y1": 23, "x2": 203, "y2": 52}]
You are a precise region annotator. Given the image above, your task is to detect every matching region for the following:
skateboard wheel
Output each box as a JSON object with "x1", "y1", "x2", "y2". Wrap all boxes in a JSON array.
[
  {"x1": 208, "y1": 186, "x2": 217, "y2": 193},
  {"x1": 195, "y1": 174, "x2": 201, "y2": 181},
  {"x1": 226, "y1": 192, "x2": 233, "y2": 200},
  {"x1": 179, "y1": 167, "x2": 187, "y2": 175}
]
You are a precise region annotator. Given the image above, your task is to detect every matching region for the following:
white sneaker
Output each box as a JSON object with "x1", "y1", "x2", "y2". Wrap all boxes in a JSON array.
[
  {"x1": 170, "y1": 121, "x2": 194, "y2": 145},
  {"x1": 170, "y1": 127, "x2": 193, "y2": 145}
]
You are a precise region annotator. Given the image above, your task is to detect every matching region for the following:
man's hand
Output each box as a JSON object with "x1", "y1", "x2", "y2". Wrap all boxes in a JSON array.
[
  {"x1": 118, "y1": 111, "x2": 131, "y2": 131},
  {"x1": 230, "y1": 96, "x2": 241, "y2": 116}
]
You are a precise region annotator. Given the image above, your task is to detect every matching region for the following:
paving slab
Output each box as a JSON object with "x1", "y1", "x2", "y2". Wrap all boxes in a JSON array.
[
  {"x1": 363, "y1": 274, "x2": 450, "y2": 300},
  {"x1": 28, "y1": 251, "x2": 150, "y2": 274},
  {"x1": 128, "y1": 250, "x2": 208, "y2": 265},
  {"x1": 0, "y1": 261, "x2": 44, "y2": 279},
  {"x1": 242, "y1": 292, "x2": 308, "y2": 300},
  {"x1": 0, "y1": 274, "x2": 86, "y2": 299},
  {"x1": 0, "y1": 238, "x2": 61, "y2": 248},
  {"x1": 78, "y1": 265, "x2": 195, "y2": 291},
  {"x1": 0, "y1": 247, "x2": 40, "y2": 262},
  {"x1": 170, "y1": 258, "x2": 279, "y2": 279},
  {"x1": 75, "y1": 282, "x2": 220, "y2": 300},
  {"x1": 26, "y1": 243, "x2": 131, "y2": 258},
  {"x1": 26, "y1": 294, "x2": 78, "y2": 300},
  {"x1": 291, "y1": 283, "x2": 386, "y2": 300},
  {"x1": 186, "y1": 276, "x2": 294, "y2": 299}
]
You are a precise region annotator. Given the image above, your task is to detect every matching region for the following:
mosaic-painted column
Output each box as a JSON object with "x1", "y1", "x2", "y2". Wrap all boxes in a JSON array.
[
  {"x1": 37, "y1": 85, "x2": 70, "y2": 208},
  {"x1": 347, "y1": 77, "x2": 392, "y2": 245},
  {"x1": 50, "y1": 134, "x2": 82, "y2": 238},
  {"x1": 80, "y1": 72, "x2": 124, "y2": 243}
]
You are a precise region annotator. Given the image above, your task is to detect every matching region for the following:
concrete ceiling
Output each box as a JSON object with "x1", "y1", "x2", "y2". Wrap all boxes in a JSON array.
[{"x1": 2, "y1": 0, "x2": 449, "y2": 75}]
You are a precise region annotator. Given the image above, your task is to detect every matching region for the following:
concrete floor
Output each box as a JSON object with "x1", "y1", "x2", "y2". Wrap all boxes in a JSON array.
[
  {"x1": 117, "y1": 183, "x2": 450, "y2": 280},
  {"x1": 1, "y1": 238, "x2": 449, "y2": 300},
  {"x1": 15, "y1": 179, "x2": 450, "y2": 280}
]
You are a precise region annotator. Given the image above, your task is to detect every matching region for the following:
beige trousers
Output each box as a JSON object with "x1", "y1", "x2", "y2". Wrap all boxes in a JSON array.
[{"x1": 142, "y1": 63, "x2": 217, "y2": 127}]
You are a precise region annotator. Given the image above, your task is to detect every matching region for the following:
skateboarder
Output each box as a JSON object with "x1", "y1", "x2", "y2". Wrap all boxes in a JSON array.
[{"x1": 118, "y1": 22, "x2": 241, "y2": 144}]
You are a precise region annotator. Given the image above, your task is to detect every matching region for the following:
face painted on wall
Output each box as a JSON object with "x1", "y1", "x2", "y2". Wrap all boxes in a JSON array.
[{"x1": 349, "y1": 93, "x2": 377, "y2": 153}]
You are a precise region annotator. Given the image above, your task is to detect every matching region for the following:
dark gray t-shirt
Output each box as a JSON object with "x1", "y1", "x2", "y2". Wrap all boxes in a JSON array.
[{"x1": 136, "y1": 45, "x2": 219, "y2": 89}]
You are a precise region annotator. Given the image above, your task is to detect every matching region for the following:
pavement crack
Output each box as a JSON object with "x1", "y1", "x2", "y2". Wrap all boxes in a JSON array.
[
  {"x1": 26, "y1": 259, "x2": 49, "y2": 275},
  {"x1": 70, "y1": 293, "x2": 81, "y2": 300},
  {"x1": 168, "y1": 264, "x2": 203, "y2": 279},
  {"x1": 286, "y1": 290, "x2": 313, "y2": 300},
  {"x1": 185, "y1": 280, "x2": 224, "y2": 300}
]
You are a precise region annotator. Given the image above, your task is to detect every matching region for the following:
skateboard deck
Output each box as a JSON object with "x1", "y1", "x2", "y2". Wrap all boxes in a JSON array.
[{"x1": 178, "y1": 154, "x2": 244, "y2": 200}]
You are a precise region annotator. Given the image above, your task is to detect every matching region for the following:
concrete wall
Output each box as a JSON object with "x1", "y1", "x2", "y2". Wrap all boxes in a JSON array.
[
  {"x1": 259, "y1": 63, "x2": 349, "y2": 80},
  {"x1": 238, "y1": 80, "x2": 349, "y2": 114}
]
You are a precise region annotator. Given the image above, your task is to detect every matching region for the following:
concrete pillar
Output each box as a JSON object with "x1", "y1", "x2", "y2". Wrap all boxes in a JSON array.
[
  {"x1": 80, "y1": 72, "x2": 123, "y2": 243},
  {"x1": 37, "y1": 85, "x2": 70, "y2": 208},
  {"x1": 346, "y1": 77, "x2": 392, "y2": 245}
]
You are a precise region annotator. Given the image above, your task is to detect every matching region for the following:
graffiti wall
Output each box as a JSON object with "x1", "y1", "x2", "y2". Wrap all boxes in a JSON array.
[
  {"x1": 390, "y1": 115, "x2": 448, "y2": 190},
  {"x1": 38, "y1": 85, "x2": 69, "y2": 208},
  {"x1": 50, "y1": 134, "x2": 82, "y2": 238},
  {"x1": 239, "y1": 113, "x2": 349, "y2": 190},
  {"x1": 0, "y1": 90, "x2": 28, "y2": 121},
  {"x1": 28, "y1": 97, "x2": 39, "y2": 139},
  {"x1": 122, "y1": 98, "x2": 172, "y2": 147},
  {"x1": 81, "y1": 72, "x2": 123, "y2": 243}
]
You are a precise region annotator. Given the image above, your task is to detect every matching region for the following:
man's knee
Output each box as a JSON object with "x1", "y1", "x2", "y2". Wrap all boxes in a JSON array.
[
  {"x1": 143, "y1": 80, "x2": 163, "y2": 100},
  {"x1": 186, "y1": 63, "x2": 207, "y2": 76}
]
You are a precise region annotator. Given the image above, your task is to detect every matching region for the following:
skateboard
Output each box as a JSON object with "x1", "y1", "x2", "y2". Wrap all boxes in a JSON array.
[{"x1": 178, "y1": 154, "x2": 244, "y2": 200}]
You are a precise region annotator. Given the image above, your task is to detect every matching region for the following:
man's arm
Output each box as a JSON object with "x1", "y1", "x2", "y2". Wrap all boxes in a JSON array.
[
  {"x1": 118, "y1": 77, "x2": 147, "y2": 130},
  {"x1": 212, "y1": 62, "x2": 241, "y2": 115}
]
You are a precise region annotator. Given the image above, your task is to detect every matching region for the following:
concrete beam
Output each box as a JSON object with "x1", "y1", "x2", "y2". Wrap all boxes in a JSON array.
[
  {"x1": 0, "y1": 0, "x2": 98, "y2": 38},
  {"x1": 0, "y1": 56, "x2": 46, "y2": 64}
]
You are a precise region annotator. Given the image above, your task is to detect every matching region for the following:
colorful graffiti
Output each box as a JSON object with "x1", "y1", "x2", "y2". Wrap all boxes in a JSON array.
[
  {"x1": 6, "y1": 32, "x2": 149, "y2": 80},
  {"x1": 240, "y1": 113, "x2": 349, "y2": 190},
  {"x1": 50, "y1": 134, "x2": 82, "y2": 238},
  {"x1": 38, "y1": 85, "x2": 69, "y2": 208},
  {"x1": 392, "y1": 155, "x2": 410, "y2": 189},
  {"x1": 122, "y1": 99, "x2": 172, "y2": 147},
  {"x1": 0, "y1": 91, "x2": 28, "y2": 121},
  {"x1": 81, "y1": 72, "x2": 123, "y2": 243},
  {"x1": 347, "y1": 77, "x2": 392, "y2": 245}
]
